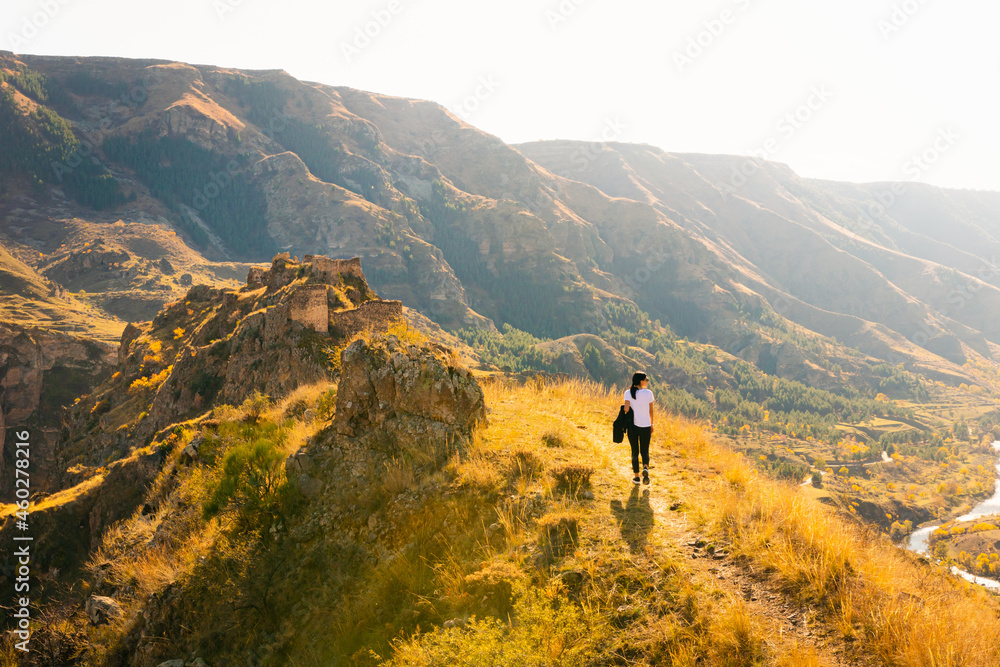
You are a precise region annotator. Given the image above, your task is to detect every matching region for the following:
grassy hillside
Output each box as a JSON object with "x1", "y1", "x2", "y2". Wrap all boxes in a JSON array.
[
  {"x1": 0, "y1": 242, "x2": 48, "y2": 298},
  {"x1": 0, "y1": 241, "x2": 126, "y2": 340},
  {"x1": 13, "y1": 365, "x2": 1000, "y2": 666}
]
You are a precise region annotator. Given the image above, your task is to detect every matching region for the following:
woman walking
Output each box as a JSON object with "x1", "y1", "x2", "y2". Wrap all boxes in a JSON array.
[{"x1": 624, "y1": 372, "x2": 654, "y2": 485}]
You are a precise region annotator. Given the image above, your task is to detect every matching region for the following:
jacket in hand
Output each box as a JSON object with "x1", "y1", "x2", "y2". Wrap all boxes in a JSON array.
[{"x1": 612, "y1": 405, "x2": 633, "y2": 443}]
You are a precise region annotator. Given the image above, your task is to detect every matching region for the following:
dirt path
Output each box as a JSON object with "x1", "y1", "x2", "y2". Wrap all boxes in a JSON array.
[{"x1": 540, "y1": 406, "x2": 863, "y2": 665}]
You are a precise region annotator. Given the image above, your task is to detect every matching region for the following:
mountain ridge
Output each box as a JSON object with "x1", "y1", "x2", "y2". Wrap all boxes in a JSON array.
[{"x1": 2, "y1": 51, "x2": 997, "y2": 385}]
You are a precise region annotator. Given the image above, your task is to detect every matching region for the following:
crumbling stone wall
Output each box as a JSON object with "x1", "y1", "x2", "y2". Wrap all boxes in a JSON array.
[
  {"x1": 245, "y1": 254, "x2": 367, "y2": 292},
  {"x1": 289, "y1": 285, "x2": 330, "y2": 333},
  {"x1": 246, "y1": 267, "x2": 267, "y2": 286},
  {"x1": 329, "y1": 300, "x2": 402, "y2": 339},
  {"x1": 306, "y1": 255, "x2": 364, "y2": 283}
]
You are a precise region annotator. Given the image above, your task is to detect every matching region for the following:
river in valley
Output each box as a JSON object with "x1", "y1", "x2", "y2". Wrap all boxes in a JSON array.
[{"x1": 905, "y1": 441, "x2": 1000, "y2": 590}]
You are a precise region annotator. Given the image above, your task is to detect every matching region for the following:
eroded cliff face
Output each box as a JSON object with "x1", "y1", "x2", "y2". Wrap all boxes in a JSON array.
[{"x1": 0, "y1": 324, "x2": 114, "y2": 494}]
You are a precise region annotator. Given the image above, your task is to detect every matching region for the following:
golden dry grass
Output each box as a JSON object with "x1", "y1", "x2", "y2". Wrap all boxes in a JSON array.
[
  {"x1": 457, "y1": 377, "x2": 1000, "y2": 665},
  {"x1": 57, "y1": 372, "x2": 1000, "y2": 666},
  {"x1": 86, "y1": 497, "x2": 221, "y2": 601},
  {"x1": 699, "y1": 429, "x2": 1000, "y2": 666},
  {"x1": 0, "y1": 471, "x2": 108, "y2": 518},
  {"x1": 71, "y1": 386, "x2": 336, "y2": 664},
  {"x1": 268, "y1": 380, "x2": 334, "y2": 420},
  {"x1": 382, "y1": 457, "x2": 416, "y2": 497}
]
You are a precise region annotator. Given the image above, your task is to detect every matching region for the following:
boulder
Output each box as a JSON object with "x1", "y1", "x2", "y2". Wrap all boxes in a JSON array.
[
  {"x1": 118, "y1": 323, "x2": 143, "y2": 365},
  {"x1": 296, "y1": 474, "x2": 323, "y2": 498},
  {"x1": 179, "y1": 436, "x2": 204, "y2": 464},
  {"x1": 285, "y1": 449, "x2": 313, "y2": 477},
  {"x1": 85, "y1": 595, "x2": 123, "y2": 625}
]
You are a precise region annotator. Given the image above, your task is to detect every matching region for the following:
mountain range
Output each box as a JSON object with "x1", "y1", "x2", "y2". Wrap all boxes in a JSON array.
[{"x1": 0, "y1": 51, "x2": 997, "y2": 386}]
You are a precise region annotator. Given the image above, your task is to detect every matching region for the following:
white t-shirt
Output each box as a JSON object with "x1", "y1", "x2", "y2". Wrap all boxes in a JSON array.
[{"x1": 624, "y1": 388, "x2": 654, "y2": 427}]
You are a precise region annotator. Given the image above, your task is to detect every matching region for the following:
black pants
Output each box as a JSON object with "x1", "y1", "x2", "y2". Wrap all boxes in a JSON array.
[{"x1": 627, "y1": 425, "x2": 651, "y2": 474}]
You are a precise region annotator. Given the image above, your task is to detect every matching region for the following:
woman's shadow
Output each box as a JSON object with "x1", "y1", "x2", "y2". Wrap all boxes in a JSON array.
[{"x1": 610, "y1": 486, "x2": 654, "y2": 553}]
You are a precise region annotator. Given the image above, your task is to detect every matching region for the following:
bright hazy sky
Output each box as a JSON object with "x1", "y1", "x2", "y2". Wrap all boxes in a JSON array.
[{"x1": 3, "y1": 0, "x2": 998, "y2": 191}]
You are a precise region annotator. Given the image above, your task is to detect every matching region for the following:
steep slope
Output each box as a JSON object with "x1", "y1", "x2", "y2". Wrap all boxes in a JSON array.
[{"x1": 0, "y1": 242, "x2": 47, "y2": 299}]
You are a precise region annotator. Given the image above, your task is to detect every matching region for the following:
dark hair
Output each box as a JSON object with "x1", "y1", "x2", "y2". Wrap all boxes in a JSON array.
[{"x1": 630, "y1": 372, "x2": 647, "y2": 399}]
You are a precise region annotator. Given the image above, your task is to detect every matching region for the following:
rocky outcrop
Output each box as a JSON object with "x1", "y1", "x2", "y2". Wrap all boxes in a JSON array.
[
  {"x1": 42, "y1": 241, "x2": 131, "y2": 289},
  {"x1": 287, "y1": 334, "x2": 486, "y2": 492},
  {"x1": 54, "y1": 254, "x2": 403, "y2": 469},
  {"x1": 85, "y1": 595, "x2": 123, "y2": 625},
  {"x1": 0, "y1": 323, "x2": 114, "y2": 493},
  {"x1": 82, "y1": 329, "x2": 485, "y2": 665},
  {"x1": 335, "y1": 335, "x2": 486, "y2": 440},
  {"x1": 285, "y1": 332, "x2": 486, "y2": 530}
]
